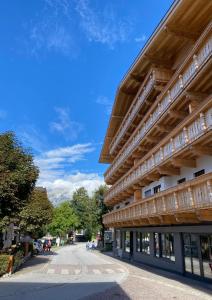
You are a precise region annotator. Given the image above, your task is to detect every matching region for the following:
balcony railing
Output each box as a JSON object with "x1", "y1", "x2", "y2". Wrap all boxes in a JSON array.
[
  {"x1": 103, "y1": 173, "x2": 212, "y2": 226},
  {"x1": 105, "y1": 29, "x2": 212, "y2": 183},
  {"x1": 104, "y1": 105, "x2": 212, "y2": 204},
  {"x1": 110, "y1": 68, "x2": 172, "y2": 155}
]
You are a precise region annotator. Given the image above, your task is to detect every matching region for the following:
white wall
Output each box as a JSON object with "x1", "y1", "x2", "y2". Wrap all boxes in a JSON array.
[
  {"x1": 114, "y1": 196, "x2": 134, "y2": 210},
  {"x1": 142, "y1": 155, "x2": 212, "y2": 199}
]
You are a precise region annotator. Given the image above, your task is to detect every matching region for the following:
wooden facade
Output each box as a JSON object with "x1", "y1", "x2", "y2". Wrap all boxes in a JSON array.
[{"x1": 99, "y1": 0, "x2": 212, "y2": 282}]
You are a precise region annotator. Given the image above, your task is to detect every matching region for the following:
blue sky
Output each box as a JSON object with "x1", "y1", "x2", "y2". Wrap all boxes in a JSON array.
[{"x1": 0, "y1": 0, "x2": 173, "y2": 203}]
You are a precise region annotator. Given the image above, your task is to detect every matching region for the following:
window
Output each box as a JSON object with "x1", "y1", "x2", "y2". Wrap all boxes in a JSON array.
[
  {"x1": 136, "y1": 232, "x2": 141, "y2": 252},
  {"x1": 153, "y1": 185, "x2": 161, "y2": 194},
  {"x1": 161, "y1": 233, "x2": 175, "y2": 261},
  {"x1": 144, "y1": 189, "x2": 151, "y2": 197},
  {"x1": 178, "y1": 178, "x2": 186, "y2": 184},
  {"x1": 116, "y1": 230, "x2": 121, "y2": 249},
  {"x1": 141, "y1": 233, "x2": 150, "y2": 254},
  {"x1": 125, "y1": 231, "x2": 130, "y2": 253},
  {"x1": 136, "y1": 232, "x2": 150, "y2": 254},
  {"x1": 154, "y1": 233, "x2": 161, "y2": 257},
  {"x1": 194, "y1": 169, "x2": 205, "y2": 178}
]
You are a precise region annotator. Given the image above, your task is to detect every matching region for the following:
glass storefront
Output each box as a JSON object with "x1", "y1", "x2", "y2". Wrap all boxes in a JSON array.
[
  {"x1": 154, "y1": 232, "x2": 175, "y2": 261},
  {"x1": 200, "y1": 234, "x2": 212, "y2": 280},
  {"x1": 136, "y1": 232, "x2": 150, "y2": 254},
  {"x1": 125, "y1": 231, "x2": 130, "y2": 253},
  {"x1": 183, "y1": 233, "x2": 200, "y2": 276},
  {"x1": 183, "y1": 233, "x2": 212, "y2": 280}
]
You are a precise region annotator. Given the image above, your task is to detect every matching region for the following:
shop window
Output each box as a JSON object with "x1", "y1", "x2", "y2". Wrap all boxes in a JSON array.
[
  {"x1": 154, "y1": 233, "x2": 161, "y2": 258},
  {"x1": 125, "y1": 231, "x2": 130, "y2": 253},
  {"x1": 141, "y1": 233, "x2": 150, "y2": 254},
  {"x1": 161, "y1": 233, "x2": 175, "y2": 261},
  {"x1": 153, "y1": 185, "x2": 161, "y2": 194},
  {"x1": 178, "y1": 178, "x2": 186, "y2": 184},
  {"x1": 194, "y1": 169, "x2": 205, "y2": 178},
  {"x1": 136, "y1": 232, "x2": 141, "y2": 252},
  {"x1": 116, "y1": 230, "x2": 121, "y2": 249},
  {"x1": 144, "y1": 189, "x2": 151, "y2": 197}
]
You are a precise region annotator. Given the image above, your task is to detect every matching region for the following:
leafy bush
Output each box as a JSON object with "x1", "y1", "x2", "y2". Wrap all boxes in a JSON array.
[
  {"x1": 13, "y1": 250, "x2": 24, "y2": 270},
  {"x1": 0, "y1": 254, "x2": 10, "y2": 276}
]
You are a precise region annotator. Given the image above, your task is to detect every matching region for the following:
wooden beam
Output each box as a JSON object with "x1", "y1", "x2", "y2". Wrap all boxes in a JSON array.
[
  {"x1": 130, "y1": 72, "x2": 145, "y2": 82},
  {"x1": 197, "y1": 209, "x2": 212, "y2": 221},
  {"x1": 120, "y1": 86, "x2": 136, "y2": 96},
  {"x1": 146, "y1": 174, "x2": 161, "y2": 181},
  {"x1": 175, "y1": 212, "x2": 200, "y2": 223},
  {"x1": 192, "y1": 146, "x2": 212, "y2": 156},
  {"x1": 146, "y1": 136, "x2": 161, "y2": 143},
  {"x1": 168, "y1": 110, "x2": 187, "y2": 119},
  {"x1": 163, "y1": 26, "x2": 199, "y2": 41},
  {"x1": 132, "y1": 152, "x2": 142, "y2": 159},
  {"x1": 185, "y1": 91, "x2": 208, "y2": 102},
  {"x1": 158, "y1": 166, "x2": 180, "y2": 175},
  {"x1": 144, "y1": 54, "x2": 172, "y2": 68},
  {"x1": 156, "y1": 124, "x2": 173, "y2": 133},
  {"x1": 154, "y1": 84, "x2": 164, "y2": 92},
  {"x1": 172, "y1": 158, "x2": 196, "y2": 168}
]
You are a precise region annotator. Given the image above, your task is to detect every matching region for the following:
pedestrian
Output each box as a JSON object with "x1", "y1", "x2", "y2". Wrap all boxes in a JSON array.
[
  {"x1": 91, "y1": 240, "x2": 96, "y2": 250},
  {"x1": 47, "y1": 239, "x2": 51, "y2": 252},
  {"x1": 56, "y1": 236, "x2": 60, "y2": 247}
]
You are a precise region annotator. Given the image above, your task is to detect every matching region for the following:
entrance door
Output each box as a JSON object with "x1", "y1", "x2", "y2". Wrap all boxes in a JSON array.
[
  {"x1": 183, "y1": 233, "x2": 201, "y2": 276},
  {"x1": 200, "y1": 235, "x2": 212, "y2": 280}
]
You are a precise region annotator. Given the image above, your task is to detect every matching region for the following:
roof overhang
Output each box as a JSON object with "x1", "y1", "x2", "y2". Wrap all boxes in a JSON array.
[{"x1": 99, "y1": 0, "x2": 212, "y2": 163}]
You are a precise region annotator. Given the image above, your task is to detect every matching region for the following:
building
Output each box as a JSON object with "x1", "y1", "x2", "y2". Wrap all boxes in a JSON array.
[{"x1": 99, "y1": 0, "x2": 212, "y2": 282}]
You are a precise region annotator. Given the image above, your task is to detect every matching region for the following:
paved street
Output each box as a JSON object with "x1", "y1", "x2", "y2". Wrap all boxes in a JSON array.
[{"x1": 0, "y1": 243, "x2": 212, "y2": 300}]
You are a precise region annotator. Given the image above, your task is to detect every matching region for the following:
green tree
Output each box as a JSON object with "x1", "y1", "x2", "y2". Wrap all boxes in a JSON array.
[
  {"x1": 71, "y1": 187, "x2": 90, "y2": 230},
  {"x1": 92, "y1": 185, "x2": 109, "y2": 241},
  {"x1": 48, "y1": 201, "x2": 79, "y2": 237},
  {"x1": 71, "y1": 186, "x2": 109, "y2": 241},
  {"x1": 19, "y1": 187, "x2": 53, "y2": 237},
  {"x1": 0, "y1": 132, "x2": 39, "y2": 226}
]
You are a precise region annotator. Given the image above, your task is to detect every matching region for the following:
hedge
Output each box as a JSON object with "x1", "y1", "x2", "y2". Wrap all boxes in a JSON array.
[
  {"x1": 13, "y1": 250, "x2": 24, "y2": 270},
  {"x1": 0, "y1": 255, "x2": 10, "y2": 276}
]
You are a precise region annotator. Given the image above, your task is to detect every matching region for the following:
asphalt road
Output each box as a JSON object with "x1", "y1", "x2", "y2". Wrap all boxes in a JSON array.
[
  {"x1": 0, "y1": 244, "x2": 128, "y2": 300},
  {"x1": 0, "y1": 243, "x2": 212, "y2": 300}
]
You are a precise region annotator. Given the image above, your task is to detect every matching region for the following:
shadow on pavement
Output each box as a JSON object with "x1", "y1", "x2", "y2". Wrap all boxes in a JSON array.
[
  {"x1": 16, "y1": 251, "x2": 58, "y2": 272},
  {"x1": 0, "y1": 281, "x2": 130, "y2": 300},
  {"x1": 100, "y1": 251, "x2": 212, "y2": 296}
]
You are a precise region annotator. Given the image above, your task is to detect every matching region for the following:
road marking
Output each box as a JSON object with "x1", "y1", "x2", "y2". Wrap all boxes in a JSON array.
[
  {"x1": 92, "y1": 269, "x2": 101, "y2": 275},
  {"x1": 47, "y1": 269, "x2": 55, "y2": 274},
  {"x1": 61, "y1": 269, "x2": 69, "y2": 275},
  {"x1": 74, "y1": 269, "x2": 81, "y2": 275},
  {"x1": 106, "y1": 268, "x2": 114, "y2": 274}
]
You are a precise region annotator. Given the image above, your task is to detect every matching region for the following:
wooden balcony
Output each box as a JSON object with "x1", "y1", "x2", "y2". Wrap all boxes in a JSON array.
[
  {"x1": 105, "y1": 24, "x2": 212, "y2": 185},
  {"x1": 104, "y1": 100, "x2": 212, "y2": 205},
  {"x1": 103, "y1": 173, "x2": 212, "y2": 227},
  {"x1": 109, "y1": 67, "x2": 172, "y2": 155}
]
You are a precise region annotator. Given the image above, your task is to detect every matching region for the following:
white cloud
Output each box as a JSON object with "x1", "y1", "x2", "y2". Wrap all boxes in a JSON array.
[
  {"x1": 38, "y1": 172, "x2": 104, "y2": 205},
  {"x1": 75, "y1": 0, "x2": 132, "y2": 48},
  {"x1": 50, "y1": 107, "x2": 83, "y2": 141},
  {"x1": 35, "y1": 143, "x2": 103, "y2": 203},
  {"x1": 135, "y1": 35, "x2": 146, "y2": 43},
  {"x1": 17, "y1": 125, "x2": 47, "y2": 153},
  {"x1": 96, "y1": 96, "x2": 112, "y2": 115},
  {"x1": 22, "y1": 0, "x2": 135, "y2": 57}
]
